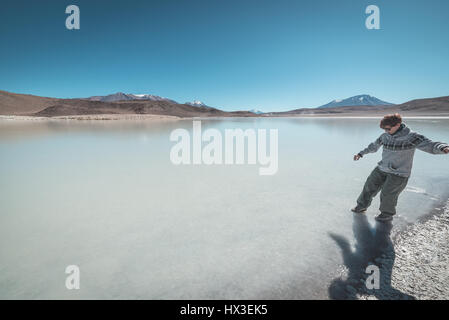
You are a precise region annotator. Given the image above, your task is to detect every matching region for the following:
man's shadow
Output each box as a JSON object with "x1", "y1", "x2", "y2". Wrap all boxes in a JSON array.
[{"x1": 328, "y1": 214, "x2": 416, "y2": 300}]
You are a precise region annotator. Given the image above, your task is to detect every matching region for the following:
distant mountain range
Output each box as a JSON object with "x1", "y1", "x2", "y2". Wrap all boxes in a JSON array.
[
  {"x1": 1, "y1": 90, "x2": 449, "y2": 117},
  {"x1": 85, "y1": 93, "x2": 394, "y2": 111},
  {"x1": 0, "y1": 90, "x2": 255, "y2": 118},
  {"x1": 317, "y1": 94, "x2": 393, "y2": 108},
  {"x1": 86, "y1": 92, "x2": 178, "y2": 104},
  {"x1": 268, "y1": 95, "x2": 449, "y2": 117},
  {"x1": 87, "y1": 94, "x2": 213, "y2": 109}
]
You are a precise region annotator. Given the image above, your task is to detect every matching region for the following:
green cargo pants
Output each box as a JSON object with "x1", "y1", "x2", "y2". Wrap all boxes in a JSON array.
[{"x1": 357, "y1": 166, "x2": 409, "y2": 216}]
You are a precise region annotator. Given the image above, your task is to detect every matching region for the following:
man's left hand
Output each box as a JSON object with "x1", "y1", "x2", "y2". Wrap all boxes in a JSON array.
[{"x1": 443, "y1": 147, "x2": 449, "y2": 154}]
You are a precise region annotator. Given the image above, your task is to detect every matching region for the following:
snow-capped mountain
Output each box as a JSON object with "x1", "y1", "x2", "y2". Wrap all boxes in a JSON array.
[
  {"x1": 249, "y1": 109, "x2": 264, "y2": 114},
  {"x1": 317, "y1": 94, "x2": 394, "y2": 109},
  {"x1": 86, "y1": 92, "x2": 177, "y2": 103},
  {"x1": 132, "y1": 94, "x2": 174, "y2": 102},
  {"x1": 185, "y1": 100, "x2": 208, "y2": 107}
]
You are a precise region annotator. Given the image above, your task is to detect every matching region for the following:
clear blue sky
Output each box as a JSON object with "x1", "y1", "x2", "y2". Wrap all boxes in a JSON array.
[{"x1": 1, "y1": 0, "x2": 448, "y2": 111}]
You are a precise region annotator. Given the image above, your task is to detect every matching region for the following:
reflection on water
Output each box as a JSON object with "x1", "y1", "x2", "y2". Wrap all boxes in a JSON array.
[{"x1": 0, "y1": 118, "x2": 448, "y2": 299}]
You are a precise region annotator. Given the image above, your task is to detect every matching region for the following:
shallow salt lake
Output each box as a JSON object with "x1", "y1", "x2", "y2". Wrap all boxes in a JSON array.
[{"x1": 1, "y1": 117, "x2": 448, "y2": 299}]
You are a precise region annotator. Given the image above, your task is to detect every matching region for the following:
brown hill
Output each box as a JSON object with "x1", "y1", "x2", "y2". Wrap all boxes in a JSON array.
[
  {"x1": 0, "y1": 90, "x2": 58, "y2": 115},
  {"x1": 397, "y1": 96, "x2": 449, "y2": 113}
]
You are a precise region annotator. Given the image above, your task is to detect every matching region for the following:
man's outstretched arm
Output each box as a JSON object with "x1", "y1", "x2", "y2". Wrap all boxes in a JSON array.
[
  {"x1": 354, "y1": 136, "x2": 383, "y2": 161},
  {"x1": 412, "y1": 133, "x2": 449, "y2": 154}
]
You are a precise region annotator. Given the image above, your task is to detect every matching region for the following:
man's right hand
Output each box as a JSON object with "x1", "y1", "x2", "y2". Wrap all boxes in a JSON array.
[{"x1": 353, "y1": 154, "x2": 362, "y2": 161}]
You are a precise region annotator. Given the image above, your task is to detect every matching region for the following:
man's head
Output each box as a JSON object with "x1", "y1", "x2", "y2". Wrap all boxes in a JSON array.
[{"x1": 380, "y1": 113, "x2": 402, "y2": 135}]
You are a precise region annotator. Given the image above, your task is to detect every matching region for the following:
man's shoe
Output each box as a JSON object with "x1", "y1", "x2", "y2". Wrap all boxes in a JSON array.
[
  {"x1": 375, "y1": 213, "x2": 393, "y2": 222},
  {"x1": 351, "y1": 205, "x2": 367, "y2": 213}
]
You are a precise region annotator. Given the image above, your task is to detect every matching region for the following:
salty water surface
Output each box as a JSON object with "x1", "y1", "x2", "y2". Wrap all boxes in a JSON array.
[{"x1": 1, "y1": 118, "x2": 448, "y2": 299}]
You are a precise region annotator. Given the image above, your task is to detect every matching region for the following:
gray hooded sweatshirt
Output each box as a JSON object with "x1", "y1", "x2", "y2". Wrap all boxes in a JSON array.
[{"x1": 358, "y1": 123, "x2": 448, "y2": 177}]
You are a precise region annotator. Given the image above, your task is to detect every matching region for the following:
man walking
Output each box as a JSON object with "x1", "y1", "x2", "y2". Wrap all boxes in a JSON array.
[{"x1": 352, "y1": 113, "x2": 449, "y2": 222}]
